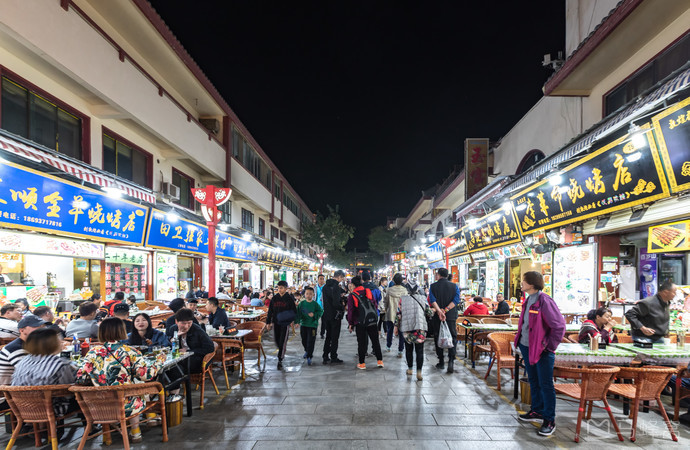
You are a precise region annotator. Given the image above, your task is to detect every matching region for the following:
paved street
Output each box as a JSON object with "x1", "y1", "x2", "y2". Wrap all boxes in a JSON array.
[{"x1": 1, "y1": 322, "x2": 687, "y2": 449}]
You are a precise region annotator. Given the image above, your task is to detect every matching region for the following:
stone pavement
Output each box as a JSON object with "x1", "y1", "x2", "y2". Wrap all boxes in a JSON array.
[{"x1": 1, "y1": 321, "x2": 688, "y2": 448}]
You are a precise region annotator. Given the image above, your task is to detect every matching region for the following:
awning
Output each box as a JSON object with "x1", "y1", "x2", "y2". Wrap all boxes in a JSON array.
[
  {"x1": 453, "y1": 176, "x2": 510, "y2": 217},
  {"x1": 0, "y1": 131, "x2": 156, "y2": 204},
  {"x1": 506, "y1": 65, "x2": 690, "y2": 194}
]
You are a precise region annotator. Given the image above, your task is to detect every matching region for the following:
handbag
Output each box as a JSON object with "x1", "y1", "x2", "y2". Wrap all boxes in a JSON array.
[{"x1": 276, "y1": 309, "x2": 296, "y2": 326}]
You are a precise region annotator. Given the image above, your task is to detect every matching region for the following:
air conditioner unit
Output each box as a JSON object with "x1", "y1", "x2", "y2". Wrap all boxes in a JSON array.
[
  {"x1": 199, "y1": 118, "x2": 220, "y2": 135},
  {"x1": 161, "y1": 182, "x2": 181, "y2": 200}
]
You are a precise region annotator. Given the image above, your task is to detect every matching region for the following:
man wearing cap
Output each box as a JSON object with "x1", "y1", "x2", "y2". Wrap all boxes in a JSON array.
[
  {"x1": 0, "y1": 315, "x2": 46, "y2": 385},
  {"x1": 112, "y1": 303, "x2": 134, "y2": 334},
  {"x1": 65, "y1": 302, "x2": 100, "y2": 339}
]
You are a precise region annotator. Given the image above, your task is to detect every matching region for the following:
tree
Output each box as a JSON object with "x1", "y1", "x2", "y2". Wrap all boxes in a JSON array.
[
  {"x1": 301, "y1": 205, "x2": 355, "y2": 257},
  {"x1": 368, "y1": 226, "x2": 404, "y2": 256}
]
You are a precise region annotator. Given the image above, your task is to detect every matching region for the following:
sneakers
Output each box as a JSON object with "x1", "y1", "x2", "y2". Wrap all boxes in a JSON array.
[
  {"x1": 357, "y1": 363, "x2": 366, "y2": 370},
  {"x1": 377, "y1": 360, "x2": 384, "y2": 368},
  {"x1": 538, "y1": 420, "x2": 556, "y2": 436},
  {"x1": 323, "y1": 357, "x2": 330, "y2": 365},
  {"x1": 277, "y1": 361, "x2": 283, "y2": 370},
  {"x1": 303, "y1": 352, "x2": 308, "y2": 359},
  {"x1": 518, "y1": 411, "x2": 544, "y2": 423},
  {"x1": 307, "y1": 357, "x2": 312, "y2": 366},
  {"x1": 386, "y1": 347, "x2": 391, "y2": 352},
  {"x1": 397, "y1": 351, "x2": 403, "y2": 358},
  {"x1": 331, "y1": 358, "x2": 344, "y2": 364},
  {"x1": 406, "y1": 368, "x2": 413, "y2": 376},
  {"x1": 435, "y1": 361, "x2": 445, "y2": 370},
  {"x1": 130, "y1": 433, "x2": 143, "y2": 443}
]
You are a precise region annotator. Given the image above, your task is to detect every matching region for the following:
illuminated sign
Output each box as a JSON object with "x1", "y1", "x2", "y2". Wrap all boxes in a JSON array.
[
  {"x1": 652, "y1": 96, "x2": 690, "y2": 193},
  {"x1": 146, "y1": 209, "x2": 208, "y2": 255},
  {"x1": 462, "y1": 208, "x2": 522, "y2": 252},
  {"x1": 391, "y1": 252, "x2": 406, "y2": 262},
  {"x1": 648, "y1": 220, "x2": 690, "y2": 253},
  {"x1": 0, "y1": 161, "x2": 148, "y2": 245}
]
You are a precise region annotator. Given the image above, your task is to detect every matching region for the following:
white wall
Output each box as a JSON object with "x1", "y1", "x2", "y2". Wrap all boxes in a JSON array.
[
  {"x1": 565, "y1": 0, "x2": 622, "y2": 57},
  {"x1": 493, "y1": 96, "x2": 582, "y2": 176}
]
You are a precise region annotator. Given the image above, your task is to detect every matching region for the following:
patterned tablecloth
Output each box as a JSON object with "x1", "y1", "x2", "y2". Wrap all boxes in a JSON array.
[
  {"x1": 553, "y1": 343, "x2": 638, "y2": 365},
  {"x1": 227, "y1": 311, "x2": 263, "y2": 320},
  {"x1": 610, "y1": 343, "x2": 690, "y2": 365},
  {"x1": 461, "y1": 323, "x2": 580, "y2": 332}
]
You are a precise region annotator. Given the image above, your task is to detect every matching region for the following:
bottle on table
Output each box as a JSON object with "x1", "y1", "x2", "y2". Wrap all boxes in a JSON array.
[{"x1": 171, "y1": 331, "x2": 179, "y2": 357}]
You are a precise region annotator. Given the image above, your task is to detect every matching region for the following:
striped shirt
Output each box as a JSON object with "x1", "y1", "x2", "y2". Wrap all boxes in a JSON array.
[
  {"x1": 12, "y1": 354, "x2": 76, "y2": 386},
  {"x1": 0, "y1": 338, "x2": 26, "y2": 385}
]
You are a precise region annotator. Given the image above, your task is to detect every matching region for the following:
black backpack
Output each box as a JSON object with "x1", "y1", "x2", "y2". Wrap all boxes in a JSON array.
[{"x1": 353, "y1": 291, "x2": 378, "y2": 327}]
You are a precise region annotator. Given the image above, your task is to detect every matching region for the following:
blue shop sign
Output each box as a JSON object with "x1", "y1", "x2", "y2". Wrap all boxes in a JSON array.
[
  {"x1": 146, "y1": 209, "x2": 209, "y2": 255},
  {"x1": 216, "y1": 230, "x2": 257, "y2": 262},
  {"x1": 0, "y1": 161, "x2": 148, "y2": 245}
]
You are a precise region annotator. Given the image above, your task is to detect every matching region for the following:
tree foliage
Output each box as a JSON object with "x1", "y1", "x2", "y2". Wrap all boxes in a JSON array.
[
  {"x1": 367, "y1": 225, "x2": 404, "y2": 256},
  {"x1": 301, "y1": 205, "x2": 355, "y2": 255}
]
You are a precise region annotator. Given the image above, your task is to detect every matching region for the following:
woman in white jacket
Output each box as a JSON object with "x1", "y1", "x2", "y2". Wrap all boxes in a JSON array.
[
  {"x1": 382, "y1": 274, "x2": 408, "y2": 356},
  {"x1": 396, "y1": 282, "x2": 429, "y2": 381}
]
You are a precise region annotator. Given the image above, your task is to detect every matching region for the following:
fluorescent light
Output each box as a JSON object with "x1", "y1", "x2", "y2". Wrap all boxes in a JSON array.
[
  {"x1": 445, "y1": 226, "x2": 456, "y2": 233},
  {"x1": 166, "y1": 210, "x2": 180, "y2": 222},
  {"x1": 548, "y1": 174, "x2": 562, "y2": 186},
  {"x1": 503, "y1": 202, "x2": 512, "y2": 213},
  {"x1": 72, "y1": 199, "x2": 90, "y2": 210},
  {"x1": 102, "y1": 186, "x2": 124, "y2": 198},
  {"x1": 242, "y1": 233, "x2": 252, "y2": 241},
  {"x1": 632, "y1": 133, "x2": 647, "y2": 149},
  {"x1": 626, "y1": 152, "x2": 642, "y2": 162},
  {"x1": 516, "y1": 204, "x2": 527, "y2": 212}
]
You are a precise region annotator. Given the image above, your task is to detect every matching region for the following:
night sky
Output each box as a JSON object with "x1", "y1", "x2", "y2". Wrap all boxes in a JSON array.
[{"x1": 147, "y1": 0, "x2": 565, "y2": 250}]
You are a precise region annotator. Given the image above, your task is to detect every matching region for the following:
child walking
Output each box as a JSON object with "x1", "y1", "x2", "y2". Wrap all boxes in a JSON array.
[{"x1": 296, "y1": 286, "x2": 323, "y2": 366}]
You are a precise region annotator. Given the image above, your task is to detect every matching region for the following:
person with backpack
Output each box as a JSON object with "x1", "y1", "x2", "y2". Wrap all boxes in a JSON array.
[
  {"x1": 346, "y1": 276, "x2": 383, "y2": 369},
  {"x1": 361, "y1": 271, "x2": 382, "y2": 354},
  {"x1": 397, "y1": 283, "x2": 430, "y2": 381},
  {"x1": 382, "y1": 273, "x2": 407, "y2": 357}
]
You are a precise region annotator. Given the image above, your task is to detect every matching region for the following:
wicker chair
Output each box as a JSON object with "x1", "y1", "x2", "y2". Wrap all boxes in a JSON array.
[
  {"x1": 480, "y1": 317, "x2": 509, "y2": 325},
  {"x1": 69, "y1": 381, "x2": 167, "y2": 450},
  {"x1": 472, "y1": 332, "x2": 492, "y2": 361},
  {"x1": 553, "y1": 365, "x2": 623, "y2": 443},
  {"x1": 566, "y1": 333, "x2": 580, "y2": 343},
  {"x1": 673, "y1": 367, "x2": 690, "y2": 421},
  {"x1": 0, "y1": 337, "x2": 16, "y2": 346},
  {"x1": 1, "y1": 384, "x2": 78, "y2": 450},
  {"x1": 189, "y1": 343, "x2": 220, "y2": 410},
  {"x1": 237, "y1": 321, "x2": 267, "y2": 371},
  {"x1": 607, "y1": 366, "x2": 677, "y2": 442},
  {"x1": 212, "y1": 337, "x2": 245, "y2": 388},
  {"x1": 614, "y1": 333, "x2": 632, "y2": 343},
  {"x1": 483, "y1": 332, "x2": 516, "y2": 391},
  {"x1": 507, "y1": 317, "x2": 520, "y2": 325}
]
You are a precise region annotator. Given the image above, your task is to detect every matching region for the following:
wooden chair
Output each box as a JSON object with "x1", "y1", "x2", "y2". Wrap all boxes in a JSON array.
[
  {"x1": 483, "y1": 332, "x2": 516, "y2": 391},
  {"x1": 673, "y1": 367, "x2": 690, "y2": 421},
  {"x1": 189, "y1": 343, "x2": 220, "y2": 410},
  {"x1": 69, "y1": 381, "x2": 167, "y2": 450},
  {"x1": 566, "y1": 333, "x2": 580, "y2": 343},
  {"x1": 480, "y1": 317, "x2": 508, "y2": 325},
  {"x1": 212, "y1": 337, "x2": 245, "y2": 388},
  {"x1": 607, "y1": 366, "x2": 677, "y2": 442},
  {"x1": 614, "y1": 333, "x2": 632, "y2": 343},
  {"x1": 237, "y1": 321, "x2": 267, "y2": 372},
  {"x1": 0, "y1": 337, "x2": 16, "y2": 346},
  {"x1": 1, "y1": 384, "x2": 79, "y2": 450},
  {"x1": 553, "y1": 365, "x2": 623, "y2": 443}
]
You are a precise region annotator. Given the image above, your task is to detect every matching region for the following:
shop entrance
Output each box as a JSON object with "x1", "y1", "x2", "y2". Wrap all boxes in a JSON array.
[
  {"x1": 73, "y1": 259, "x2": 101, "y2": 299},
  {"x1": 508, "y1": 258, "x2": 542, "y2": 301}
]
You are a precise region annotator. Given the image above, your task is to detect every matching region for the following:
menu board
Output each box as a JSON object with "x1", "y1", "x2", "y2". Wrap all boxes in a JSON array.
[
  {"x1": 155, "y1": 253, "x2": 177, "y2": 301},
  {"x1": 552, "y1": 244, "x2": 597, "y2": 313},
  {"x1": 486, "y1": 260, "x2": 499, "y2": 300},
  {"x1": 647, "y1": 220, "x2": 690, "y2": 253},
  {"x1": 105, "y1": 248, "x2": 147, "y2": 300}
]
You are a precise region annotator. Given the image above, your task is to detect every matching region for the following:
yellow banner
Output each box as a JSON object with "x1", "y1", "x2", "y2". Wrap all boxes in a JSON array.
[{"x1": 648, "y1": 220, "x2": 690, "y2": 253}]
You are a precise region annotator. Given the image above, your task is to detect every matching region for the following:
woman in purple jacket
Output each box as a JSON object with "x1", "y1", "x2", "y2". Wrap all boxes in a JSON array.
[{"x1": 514, "y1": 271, "x2": 565, "y2": 437}]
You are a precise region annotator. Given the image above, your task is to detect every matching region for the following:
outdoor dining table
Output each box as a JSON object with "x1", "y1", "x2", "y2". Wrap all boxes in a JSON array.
[
  {"x1": 461, "y1": 323, "x2": 580, "y2": 369},
  {"x1": 511, "y1": 342, "x2": 638, "y2": 399},
  {"x1": 227, "y1": 311, "x2": 263, "y2": 322},
  {"x1": 609, "y1": 343, "x2": 690, "y2": 366},
  {"x1": 148, "y1": 351, "x2": 194, "y2": 417}
]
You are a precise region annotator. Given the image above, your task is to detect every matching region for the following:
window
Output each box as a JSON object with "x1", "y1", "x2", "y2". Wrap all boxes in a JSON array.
[
  {"x1": 258, "y1": 218, "x2": 265, "y2": 237},
  {"x1": 271, "y1": 226, "x2": 279, "y2": 241},
  {"x1": 283, "y1": 191, "x2": 299, "y2": 216},
  {"x1": 273, "y1": 181, "x2": 281, "y2": 199},
  {"x1": 516, "y1": 150, "x2": 545, "y2": 175},
  {"x1": 241, "y1": 208, "x2": 254, "y2": 232},
  {"x1": 279, "y1": 231, "x2": 287, "y2": 243},
  {"x1": 231, "y1": 126, "x2": 271, "y2": 190},
  {"x1": 103, "y1": 131, "x2": 151, "y2": 187},
  {"x1": 219, "y1": 201, "x2": 232, "y2": 225},
  {"x1": 172, "y1": 168, "x2": 194, "y2": 209},
  {"x1": 605, "y1": 32, "x2": 690, "y2": 115},
  {"x1": 1, "y1": 75, "x2": 83, "y2": 160}
]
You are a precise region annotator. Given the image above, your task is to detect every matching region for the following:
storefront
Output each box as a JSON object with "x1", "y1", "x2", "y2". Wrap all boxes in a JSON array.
[
  {"x1": 104, "y1": 247, "x2": 150, "y2": 301},
  {"x1": 0, "y1": 158, "x2": 149, "y2": 309}
]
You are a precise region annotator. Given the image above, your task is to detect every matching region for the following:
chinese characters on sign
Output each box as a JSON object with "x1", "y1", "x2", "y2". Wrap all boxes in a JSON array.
[
  {"x1": 652, "y1": 96, "x2": 690, "y2": 193},
  {"x1": 511, "y1": 129, "x2": 670, "y2": 234},
  {"x1": 146, "y1": 210, "x2": 209, "y2": 255},
  {"x1": 464, "y1": 138, "x2": 489, "y2": 200},
  {"x1": 461, "y1": 208, "x2": 522, "y2": 252},
  {"x1": 216, "y1": 229, "x2": 257, "y2": 262},
  {"x1": 425, "y1": 241, "x2": 444, "y2": 269},
  {"x1": 391, "y1": 252, "x2": 406, "y2": 262},
  {"x1": 0, "y1": 162, "x2": 148, "y2": 245}
]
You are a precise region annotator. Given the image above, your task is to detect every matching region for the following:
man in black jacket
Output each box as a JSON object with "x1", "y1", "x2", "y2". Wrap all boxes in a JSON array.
[
  {"x1": 322, "y1": 270, "x2": 347, "y2": 365},
  {"x1": 205, "y1": 297, "x2": 230, "y2": 331},
  {"x1": 625, "y1": 280, "x2": 676, "y2": 343},
  {"x1": 428, "y1": 268, "x2": 461, "y2": 374},
  {"x1": 266, "y1": 281, "x2": 297, "y2": 370},
  {"x1": 166, "y1": 308, "x2": 215, "y2": 374},
  {"x1": 165, "y1": 298, "x2": 199, "y2": 330}
]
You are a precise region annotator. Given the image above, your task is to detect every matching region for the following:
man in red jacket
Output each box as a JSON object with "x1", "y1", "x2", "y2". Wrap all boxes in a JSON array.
[{"x1": 464, "y1": 296, "x2": 489, "y2": 316}]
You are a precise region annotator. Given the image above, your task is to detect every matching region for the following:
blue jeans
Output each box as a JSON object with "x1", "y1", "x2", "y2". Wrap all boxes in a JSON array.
[
  {"x1": 384, "y1": 321, "x2": 404, "y2": 352},
  {"x1": 520, "y1": 344, "x2": 556, "y2": 422}
]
